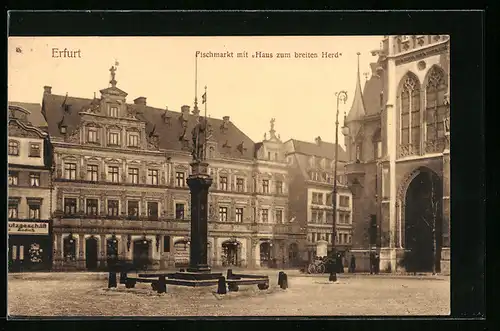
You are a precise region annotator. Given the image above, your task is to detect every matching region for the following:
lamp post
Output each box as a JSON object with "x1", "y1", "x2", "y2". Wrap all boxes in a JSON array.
[{"x1": 329, "y1": 90, "x2": 348, "y2": 282}]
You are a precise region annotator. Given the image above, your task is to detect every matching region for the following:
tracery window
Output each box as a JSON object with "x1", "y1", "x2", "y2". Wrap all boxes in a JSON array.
[
  {"x1": 399, "y1": 74, "x2": 421, "y2": 156},
  {"x1": 425, "y1": 67, "x2": 447, "y2": 153}
]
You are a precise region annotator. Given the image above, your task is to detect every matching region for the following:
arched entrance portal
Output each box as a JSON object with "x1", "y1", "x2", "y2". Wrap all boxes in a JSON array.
[
  {"x1": 133, "y1": 239, "x2": 151, "y2": 270},
  {"x1": 85, "y1": 237, "x2": 98, "y2": 270},
  {"x1": 222, "y1": 240, "x2": 240, "y2": 267},
  {"x1": 260, "y1": 242, "x2": 271, "y2": 267},
  {"x1": 288, "y1": 243, "x2": 300, "y2": 267},
  {"x1": 404, "y1": 168, "x2": 443, "y2": 273}
]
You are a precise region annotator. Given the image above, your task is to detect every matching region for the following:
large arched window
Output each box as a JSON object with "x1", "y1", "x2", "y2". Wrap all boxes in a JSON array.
[
  {"x1": 425, "y1": 66, "x2": 447, "y2": 153},
  {"x1": 399, "y1": 74, "x2": 421, "y2": 157}
]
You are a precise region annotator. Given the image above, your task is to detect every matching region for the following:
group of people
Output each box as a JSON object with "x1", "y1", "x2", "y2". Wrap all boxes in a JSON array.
[{"x1": 313, "y1": 252, "x2": 381, "y2": 274}]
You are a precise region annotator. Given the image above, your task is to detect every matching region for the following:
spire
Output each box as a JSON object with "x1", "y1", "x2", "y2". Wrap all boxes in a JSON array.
[{"x1": 346, "y1": 52, "x2": 366, "y2": 124}]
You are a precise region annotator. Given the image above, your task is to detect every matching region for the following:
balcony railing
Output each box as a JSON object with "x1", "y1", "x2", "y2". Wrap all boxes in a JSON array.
[
  {"x1": 398, "y1": 143, "x2": 420, "y2": 158},
  {"x1": 424, "y1": 137, "x2": 446, "y2": 154}
]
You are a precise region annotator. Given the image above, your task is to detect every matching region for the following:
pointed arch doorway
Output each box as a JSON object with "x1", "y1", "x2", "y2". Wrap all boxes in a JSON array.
[{"x1": 404, "y1": 168, "x2": 443, "y2": 273}]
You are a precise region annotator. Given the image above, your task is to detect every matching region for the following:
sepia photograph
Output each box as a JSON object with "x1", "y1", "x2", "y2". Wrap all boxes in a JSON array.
[{"x1": 7, "y1": 34, "x2": 451, "y2": 317}]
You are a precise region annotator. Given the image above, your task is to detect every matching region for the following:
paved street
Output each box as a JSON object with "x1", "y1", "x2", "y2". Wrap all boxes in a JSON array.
[{"x1": 8, "y1": 270, "x2": 450, "y2": 317}]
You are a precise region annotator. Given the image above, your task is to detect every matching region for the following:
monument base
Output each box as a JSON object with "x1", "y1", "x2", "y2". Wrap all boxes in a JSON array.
[
  {"x1": 187, "y1": 264, "x2": 211, "y2": 273},
  {"x1": 170, "y1": 271, "x2": 223, "y2": 281}
]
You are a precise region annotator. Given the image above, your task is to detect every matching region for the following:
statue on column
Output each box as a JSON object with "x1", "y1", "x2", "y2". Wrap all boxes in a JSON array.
[{"x1": 191, "y1": 117, "x2": 207, "y2": 162}]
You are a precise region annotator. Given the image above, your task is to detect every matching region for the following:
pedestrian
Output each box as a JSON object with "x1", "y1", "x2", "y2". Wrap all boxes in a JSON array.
[
  {"x1": 374, "y1": 253, "x2": 380, "y2": 274},
  {"x1": 349, "y1": 255, "x2": 356, "y2": 273},
  {"x1": 336, "y1": 253, "x2": 343, "y2": 273},
  {"x1": 369, "y1": 252, "x2": 375, "y2": 274}
]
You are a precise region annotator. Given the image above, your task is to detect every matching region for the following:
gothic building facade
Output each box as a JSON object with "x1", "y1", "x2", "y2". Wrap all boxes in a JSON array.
[
  {"x1": 283, "y1": 137, "x2": 352, "y2": 263},
  {"x1": 343, "y1": 35, "x2": 450, "y2": 274},
  {"x1": 8, "y1": 103, "x2": 53, "y2": 272},
  {"x1": 43, "y1": 69, "x2": 304, "y2": 271}
]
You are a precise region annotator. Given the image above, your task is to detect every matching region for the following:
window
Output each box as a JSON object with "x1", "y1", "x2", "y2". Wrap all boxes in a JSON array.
[
  {"x1": 312, "y1": 193, "x2": 323, "y2": 205},
  {"x1": 29, "y1": 173, "x2": 40, "y2": 187},
  {"x1": 268, "y1": 152, "x2": 271, "y2": 160},
  {"x1": 108, "y1": 166, "x2": 119, "y2": 183},
  {"x1": 108, "y1": 131, "x2": 120, "y2": 145},
  {"x1": 107, "y1": 200, "x2": 119, "y2": 216},
  {"x1": 175, "y1": 203, "x2": 185, "y2": 220},
  {"x1": 29, "y1": 143, "x2": 41, "y2": 157},
  {"x1": 339, "y1": 196, "x2": 350, "y2": 208},
  {"x1": 8, "y1": 140, "x2": 19, "y2": 156},
  {"x1": 86, "y1": 199, "x2": 99, "y2": 216},
  {"x1": 274, "y1": 152, "x2": 278, "y2": 161},
  {"x1": 326, "y1": 211, "x2": 333, "y2": 224},
  {"x1": 235, "y1": 208, "x2": 243, "y2": 222},
  {"x1": 275, "y1": 180, "x2": 283, "y2": 194},
  {"x1": 176, "y1": 172, "x2": 185, "y2": 187},
  {"x1": 64, "y1": 198, "x2": 77, "y2": 215},
  {"x1": 8, "y1": 204, "x2": 18, "y2": 218},
  {"x1": 343, "y1": 233, "x2": 348, "y2": 245},
  {"x1": 374, "y1": 141, "x2": 382, "y2": 159},
  {"x1": 148, "y1": 202, "x2": 159, "y2": 218},
  {"x1": 426, "y1": 67, "x2": 447, "y2": 144},
  {"x1": 109, "y1": 106, "x2": 119, "y2": 118},
  {"x1": 128, "y1": 168, "x2": 139, "y2": 184},
  {"x1": 275, "y1": 210, "x2": 283, "y2": 223},
  {"x1": 236, "y1": 178, "x2": 244, "y2": 192},
  {"x1": 29, "y1": 204, "x2": 40, "y2": 219},
  {"x1": 87, "y1": 165, "x2": 99, "y2": 182},
  {"x1": 261, "y1": 209, "x2": 269, "y2": 223},
  {"x1": 400, "y1": 74, "x2": 421, "y2": 150},
  {"x1": 326, "y1": 234, "x2": 331, "y2": 243},
  {"x1": 64, "y1": 163, "x2": 77, "y2": 180},
  {"x1": 262, "y1": 179, "x2": 269, "y2": 193},
  {"x1": 87, "y1": 128, "x2": 98, "y2": 143},
  {"x1": 219, "y1": 176, "x2": 228, "y2": 191},
  {"x1": 128, "y1": 200, "x2": 139, "y2": 217},
  {"x1": 128, "y1": 133, "x2": 139, "y2": 147},
  {"x1": 311, "y1": 232, "x2": 316, "y2": 243},
  {"x1": 163, "y1": 236, "x2": 171, "y2": 252},
  {"x1": 148, "y1": 169, "x2": 159, "y2": 185},
  {"x1": 326, "y1": 193, "x2": 333, "y2": 205},
  {"x1": 218, "y1": 206, "x2": 228, "y2": 222},
  {"x1": 8, "y1": 171, "x2": 18, "y2": 186}
]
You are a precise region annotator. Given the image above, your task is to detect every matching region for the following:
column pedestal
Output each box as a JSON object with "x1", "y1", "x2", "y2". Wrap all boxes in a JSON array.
[{"x1": 186, "y1": 161, "x2": 212, "y2": 273}]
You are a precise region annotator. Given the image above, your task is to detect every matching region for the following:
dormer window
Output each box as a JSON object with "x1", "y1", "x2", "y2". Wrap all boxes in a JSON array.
[
  {"x1": 109, "y1": 106, "x2": 119, "y2": 118},
  {"x1": 87, "y1": 127, "x2": 98, "y2": 143},
  {"x1": 128, "y1": 132, "x2": 140, "y2": 147}
]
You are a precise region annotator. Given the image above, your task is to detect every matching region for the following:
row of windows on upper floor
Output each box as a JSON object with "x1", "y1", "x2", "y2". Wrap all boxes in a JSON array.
[
  {"x1": 308, "y1": 232, "x2": 352, "y2": 245},
  {"x1": 307, "y1": 172, "x2": 348, "y2": 185},
  {"x1": 60, "y1": 162, "x2": 286, "y2": 194},
  {"x1": 286, "y1": 155, "x2": 340, "y2": 170},
  {"x1": 60, "y1": 197, "x2": 286, "y2": 224},
  {"x1": 82, "y1": 127, "x2": 141, "y2": 147},
  {"x1": 311, "y1": 193, "x2": 350, "y2": 208},
  {"x1": 8, "y1": 140, "x2": 42, "y2": 158},
  {"x1": 8, "y1": 171, "x2": 43, "y2": 187},
  {"x1": 8, "y1": 198, "x2": 43, "y2": 220},
  {"x1": 309, "y1": 210, "x2": 352, "y2": 225}
]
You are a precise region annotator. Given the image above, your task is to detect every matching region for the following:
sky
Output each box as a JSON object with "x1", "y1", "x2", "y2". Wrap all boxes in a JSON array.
[{"x1": 8, "y1": 36, "x2": 383, "y2": 145}]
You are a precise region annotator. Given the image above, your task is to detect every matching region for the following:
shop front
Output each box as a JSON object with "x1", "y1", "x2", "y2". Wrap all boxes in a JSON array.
[{"x1": 8, "y1": 220, "x2": 52, "y2": 272}]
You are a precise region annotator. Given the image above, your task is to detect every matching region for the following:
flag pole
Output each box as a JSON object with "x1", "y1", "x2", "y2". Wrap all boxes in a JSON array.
[{"x1": 203, "y1": 85, "x2": 208, "y2": 161}]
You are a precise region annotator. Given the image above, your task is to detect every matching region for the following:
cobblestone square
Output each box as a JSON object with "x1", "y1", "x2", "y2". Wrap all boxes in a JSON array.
[{"x1": 8, "y1": 270, "x2": 450, "y2": 317}]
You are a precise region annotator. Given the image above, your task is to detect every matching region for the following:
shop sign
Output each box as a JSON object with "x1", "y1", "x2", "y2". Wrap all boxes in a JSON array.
[{"x1": 8, "y1": 221, "x2": 49, "y2": 235}]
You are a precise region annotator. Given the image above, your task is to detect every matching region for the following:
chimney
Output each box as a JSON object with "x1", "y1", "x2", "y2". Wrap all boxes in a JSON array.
[
  {"x1": 133, "y1": 97, "x2": 147, "y2": 106},
  {"x1": 315, "y1": 136, "x2": 322, "y2": 145},
  {"x1": 43, "y1": 86, "x2": 52, "y2": 95},
  {"x1": 181, "y1": 105, "x2": 190, "y2": 120},
  {"x1": 223, "y1": 116, "x2": 230, "y2": 124}
]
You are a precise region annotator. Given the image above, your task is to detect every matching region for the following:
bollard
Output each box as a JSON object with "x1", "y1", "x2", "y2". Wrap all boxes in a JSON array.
[
  {"x1": 280, "y1": 273, "x2": 288, "y2": 290},
  {"x1": 157, "y1": 275, "x2": 167, "y2": 294},
  {"x1": 329, "y1": 272, "x2": 337, "y2": 282},
  {"x1": 125, "y1": 278, "x2": 136, "y2": 288},
  {"x1": 258, "y1": 281, "x2": 269, "y2": 290},
  {"x1": 119, "y1": 271, "x2": 128, "y2": 284},
  {"x1": 108, "y1": 271, "x2": 117, "y2": 288},
  {"x1": 277, "y1": 271, "x2": 284, "y2": 287},
  {"x1": 227, "y1": 269, "x2": 233, "y2": 279},
  {"x1": 217, "y1": 276, "x2": 227, "y2": 295}
]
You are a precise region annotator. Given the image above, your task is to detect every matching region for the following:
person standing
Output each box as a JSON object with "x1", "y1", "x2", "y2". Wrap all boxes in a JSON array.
[
  {"x1": 374, "y1": 253, "x2": 380, "y2": 274},
  {"x1": 349, "y1": 255, "x2": 356, "y2": 273}
]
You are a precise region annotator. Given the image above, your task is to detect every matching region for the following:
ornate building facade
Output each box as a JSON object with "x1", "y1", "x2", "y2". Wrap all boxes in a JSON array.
[
  {"x1": 343, "y1": 35, "x2": 450, "y2": 274},
  {"x1": 8, "y1": 103, "x2": 53, "y2": 272},
  {"x1": 283, "y1": 137, "x2": 352, "y2": 264},
  {"x1": 43, "y1": 68, "x2": 303, "y2": 271}
]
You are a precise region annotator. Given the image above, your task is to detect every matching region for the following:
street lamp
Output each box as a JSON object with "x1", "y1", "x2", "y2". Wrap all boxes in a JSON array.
[{"x1": 330, "y1": 90, "x2": 348, "y2": 282}]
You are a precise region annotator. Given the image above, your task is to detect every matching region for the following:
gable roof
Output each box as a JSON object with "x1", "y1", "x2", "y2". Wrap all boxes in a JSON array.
[
  {"x1": 286, "y1": 139, "x2": 347, "y2": 162},
  {"x1": 8, "y1": 101, "x2": 47, "y2": 128},
  {"x1": 41, "y1": 92, "x2": 256, "y2": 160}
]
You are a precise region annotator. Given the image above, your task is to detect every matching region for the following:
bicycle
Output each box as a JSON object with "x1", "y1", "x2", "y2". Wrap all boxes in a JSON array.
[{"x1": 307, "y1": 258, "x2": 326, "y2": 274}]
